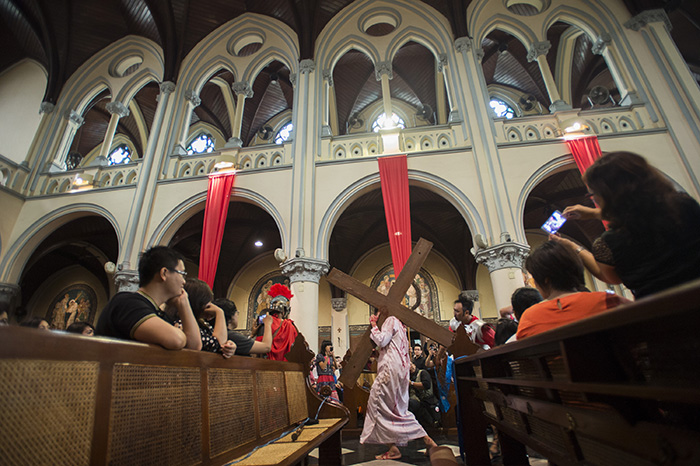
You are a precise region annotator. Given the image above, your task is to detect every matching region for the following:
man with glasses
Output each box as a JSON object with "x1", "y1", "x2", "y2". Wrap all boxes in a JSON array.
[{"x1": 96, "y1": 246, "x2": 201, "y2": 350}]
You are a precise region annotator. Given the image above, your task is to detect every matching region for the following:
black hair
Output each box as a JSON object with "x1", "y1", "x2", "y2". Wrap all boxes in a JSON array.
[
  {"x1": 138, "y1": 246, "x2": 185, "y2": 287},
  {"x1": 20, "y1": 317, "x2": 47, "y2": 328},
  {"x1": 320, "y1": 340, "x2": 333, "y2": 355},
  {"x1": 213, "y1": 298, "x2": 237, "y2": 325},
  {"x1": 454, "y1": 295, "x2": 474, "y2": 314},
  {"x1": 525, "y1": 242, "x2": 586, "y2": 294},
  {"x1": 184, "y1": 278, "x2": 214, "y2": 320},
  {"x1": 494, "y1": 319, "x2": 519, "y2": 346},
  {"x1": 510, "y1": 287, "x2": 543, "y2": 320},
  {"x1": 66, "y1": 322, "x2": 94, "y2": 334}
]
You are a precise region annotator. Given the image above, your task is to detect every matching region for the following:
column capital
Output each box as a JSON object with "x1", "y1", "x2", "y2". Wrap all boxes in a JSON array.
[
  {"x1": 591, "y1": 33, "x2": 612, "y2": 55},
  {"x1": 323, "y1": 69, "x2": 334, "y2": 87},
  {"x1": 232, "y1": 81, "x2": 254, "y2": 98},
  {"x1": 437, "y1": 53, "x2": 448, "y2": 73},
  {"x1": 114, "y1": 270, "x2": 140, "y2": 292},
  {"x1": 454, "y1": 36, "x2": 472, "y2": 53},
  {"x1": 105, "y1": 101, "x2": 130, "y2": 118},
  {"x1": 527, "y1": 41, "x2": 551, "y2": 62},
  {"x1": 331, "y1": 297, "x2": 347, "y2": 312},
  {"x1": 160, "y1": 81, "x2": 176, "y2": 95},
  {"x1": 39, "y1": 101, "x2": 55, "y2": 114},
  {"x1": 299, "y1": 59, "x2": 315, "y2": 75},
  {"x1": 0, "y1": 283, "x2": 21, "y2": 298},
  {"x1": 374, "y1": 61, "x2": 393, "y2": 81},
  {"x1": 280, "y1": 257, "x2": 330, "y2": 284},
  {"x1": 184, "y1": 90, "x2": 201, "y2": 107},
  {"x1": 64, "y1": 109, "x2": 84, "y2": 127},
  {"x1": 625, "y1": 9, "x2": 672, "y2": 32},
  {"x1": 459, "y1": 290, "x2": 479, "y2": 302},
  {"x1": 289, "y1": 73, "x2": 297, "y2": 87},
  {"x1": 474, "y1": 242, "x2": 530, "y2": 273}
]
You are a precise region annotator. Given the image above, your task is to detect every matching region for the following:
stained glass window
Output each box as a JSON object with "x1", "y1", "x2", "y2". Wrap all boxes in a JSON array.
[
  {"x1": 108, "y1": 145, "x2": 131, "y2": 165},
  {"x1": 274, "y1": 122, "x2": 293, "y2": 144},
  {"x1": 490, "y1": 99, "x2": 515, "y2": 119},
  {"x1": 187, "y1": 133, "x2": 215, "y2": 155},
  {"x1": 372, "y1": 113, "x2": 406, "y2": 132}
]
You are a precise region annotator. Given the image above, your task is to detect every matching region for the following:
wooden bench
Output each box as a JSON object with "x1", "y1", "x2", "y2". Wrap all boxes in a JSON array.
[
  {"x1": 0, "y1": 328, "x2": 348, "y2": 466},
  {"x1": 454, "y1": 279, "x2": 700, "y2": 466}
]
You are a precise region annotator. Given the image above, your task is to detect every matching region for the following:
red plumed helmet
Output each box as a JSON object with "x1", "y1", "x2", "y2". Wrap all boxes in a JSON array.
[
  {"x1": 268, "y1": 283, "x2": 293, "y2": 300},
  {"x1": 267, "y1": 283, "x2": 293, "y2": 318}
]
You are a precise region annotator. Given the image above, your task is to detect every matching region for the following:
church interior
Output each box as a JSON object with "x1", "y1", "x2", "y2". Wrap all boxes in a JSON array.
[{"x1": 1, "y1": 0, "x2": 699, "y2": 464}]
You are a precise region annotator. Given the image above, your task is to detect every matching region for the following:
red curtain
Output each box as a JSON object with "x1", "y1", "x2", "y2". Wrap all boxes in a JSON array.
[
  {"x1": 378, "y1": 155, "x2": 412, "y2": 276},
  {"x1": 199, "y1": 171, "x2": 236, "y2": 288},
  {"x1": 565, "y1": 135, "x2": 602, "y2": 175}
]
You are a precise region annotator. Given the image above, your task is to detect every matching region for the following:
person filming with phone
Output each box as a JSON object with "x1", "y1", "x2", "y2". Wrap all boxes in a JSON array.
[
  {"x1": 550, "y1": 151, "x2": 700, "y2": 299},
  {"x1": 315, "y1": 340, "x2": 341, "y2": 401}
]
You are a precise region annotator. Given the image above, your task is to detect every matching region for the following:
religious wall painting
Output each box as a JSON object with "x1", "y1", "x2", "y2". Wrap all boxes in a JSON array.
[
  {"x1": 45, "y1": 284, "x2": 98, "y2": 330},
  {"x1": 247, "y1": 273, "x2": 291, "y2": 330},
  {"x1": 369, "y1": 265, "x2": 439, "y2": 321}
]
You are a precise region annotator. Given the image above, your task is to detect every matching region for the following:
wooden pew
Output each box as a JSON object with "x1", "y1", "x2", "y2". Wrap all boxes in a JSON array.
[
  {"x1": 0, "y1": 328, "x2": 348, "y2": 466},
  {"x1": 454, "y1": 279, "x2": 700, "y2": 466}
]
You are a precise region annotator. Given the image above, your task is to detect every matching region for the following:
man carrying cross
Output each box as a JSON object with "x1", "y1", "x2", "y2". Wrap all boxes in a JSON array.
[{"x1": 360, "y1": 307, "x2": 437, "y2": 460}]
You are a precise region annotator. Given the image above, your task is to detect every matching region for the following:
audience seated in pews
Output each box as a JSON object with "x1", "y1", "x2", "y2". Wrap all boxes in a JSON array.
[
  {"x1": 516, "y1": 241, "x2": 630, "y2": 340},
  {"x1": 554, "y1": 151, "x2": 700, "y2": 298},
  {"x1": 174, "y1": 279, "x2": 235, "y2": 358},
  {"x1": 66, "y1": 321, "x2": 95, "y2": 336},
  {"x1": 214, "y1": 298, "x2": 273, "y2": 356},
  {"x1": 95, "y1": 246, "x2": 201, "y2": 350},
  {"x1": 20, "y1": 317, "x2": 50, "y2": 329},
  {"x1": 450, "y1": 295, "x2": 495, "y2": 349},
  {"x1": 495, "y1": 287, "x2": 543, "y2": 345}
]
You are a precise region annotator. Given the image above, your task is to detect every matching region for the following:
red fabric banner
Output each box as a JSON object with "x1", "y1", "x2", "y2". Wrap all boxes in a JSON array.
[
  {"x1": 565, "y1": 134, "x2": 602, "y2": 175},
  {"x1": 378, "y1": 154, "x2": 412, "y2": 276},
  {"x1": 199, "y1": 171, "x2": 236, "y2": 288}
]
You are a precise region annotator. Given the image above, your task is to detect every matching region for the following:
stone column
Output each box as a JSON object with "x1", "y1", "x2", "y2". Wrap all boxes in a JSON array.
[
  {"x1": 228, "y1": 82, "x2": 253, "y2": 148},
  {"x1": 331, "y1": 297, "x2": 349, "y2": 357},
  {"x1": 96, "y1": 101, "x2": 130, "y2": 165},
  {"x1": 281, "y1": 257, "x2": 330, "y2": 354},
  {"x1": 591, "y1": 33, "x2": 642, "y2": 106},
  {"x1": 48, "y1": 110, "x2": 84, "y2": 172},
  {"x1": 436, "y1": 54, "x2": 449, "y2": 125},
  {"x1": 527, "y1": 41, "x2": 572, "y2": 113},
  {"x1": 114, "y1": 270, "x2": 140, "y2": 293},
  {"x1": 321, "y1": 70, "x2": 334, "y2": 137},
  {"x1": 474, "y1": 243, "x2": 529, "y2": 311},
  {"x1": 375, "y1": 62, "x2": 394, "y2": 122},
  {"x1": 174, "y1": 90, "x2": 201, "y2": 154},
  {"x1": 0, "y1": 283, "x2": 21, "y2": 320}
]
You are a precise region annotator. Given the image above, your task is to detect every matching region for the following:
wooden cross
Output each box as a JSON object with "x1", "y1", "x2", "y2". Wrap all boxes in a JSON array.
[{"x1": 328, "y1": 238, "x2": 462, "y2": 387}]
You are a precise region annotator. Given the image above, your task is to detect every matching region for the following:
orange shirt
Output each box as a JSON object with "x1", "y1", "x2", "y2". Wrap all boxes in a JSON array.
[{"x1": 516, "y1": 291, "x2": 629, "y2": 340}]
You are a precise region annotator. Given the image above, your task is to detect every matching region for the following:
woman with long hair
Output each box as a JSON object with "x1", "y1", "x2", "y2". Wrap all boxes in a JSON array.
[{"x1": 555, "y1": 151, "x2": 700, "y2": 298}]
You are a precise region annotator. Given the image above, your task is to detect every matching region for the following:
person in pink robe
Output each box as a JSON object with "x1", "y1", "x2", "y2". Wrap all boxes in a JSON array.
[{"x1": 360, "y1": 309, "x2": 437, "y2": 460}]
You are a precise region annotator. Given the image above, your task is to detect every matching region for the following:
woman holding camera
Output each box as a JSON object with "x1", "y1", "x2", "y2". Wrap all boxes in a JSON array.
[
  {"x1": 554, "y1": 151, "x2": 700, "y2": 298},
  {"x1": 315, "y1": 340, "x2": 340, "y2": 401}
]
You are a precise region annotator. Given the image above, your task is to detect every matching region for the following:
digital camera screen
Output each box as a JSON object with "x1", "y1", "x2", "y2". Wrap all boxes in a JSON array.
[{"x1": 541, "y1": 210, "x2": 567, "y2": 234}]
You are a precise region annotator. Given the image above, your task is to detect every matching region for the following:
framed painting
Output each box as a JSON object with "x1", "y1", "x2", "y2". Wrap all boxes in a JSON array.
[
  {"x1": 246, "y1": 273, "x2": 291, "y2": 330},
  {"x1": 45, "y1": 284, "x2": 98, "y2": 330},
  {"x1": 369, "y1": 265, "x2": 439, "y2": 321}
]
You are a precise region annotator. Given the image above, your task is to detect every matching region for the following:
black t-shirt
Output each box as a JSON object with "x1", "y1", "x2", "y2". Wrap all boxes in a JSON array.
[
  {"x1": 413, "y1": 355, "x2": 426, "y2": 370},
  {"x1": 96, "y1": 292, "x2": 160, "y2": 340},
  {"x1": 411, "y1": 368, "x2": 432, "y2": 391},
  {"x1": 227, "y1": 330, "x2": 256, "y2": 356}
]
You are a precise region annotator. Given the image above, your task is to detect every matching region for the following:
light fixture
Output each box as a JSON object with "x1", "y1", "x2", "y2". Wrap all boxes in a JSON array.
[
  {"x1": 213, "y1": 153, "x2": 237, "y2": 172},
  {"x1": 379, "y1": 127, "x2": 401, "y2": 154},
  {"x1": 394, "y1": 231, "x2": 402, "y2": 236},
  {"x1": 70, "y1": 173, "x2": 94, "y2": 191},
  {"x1": 560, "y1": 119, "x2": 591, "y2": 140},
  {"x1": 254, "y1": 240, "x2": 263, "y2": 247}
]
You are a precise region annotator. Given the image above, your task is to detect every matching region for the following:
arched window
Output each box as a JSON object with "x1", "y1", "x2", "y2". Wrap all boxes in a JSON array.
[
  {"x1": 187, "y1": 133, "x2": 215, "y2": 155},
  {"x1": 274, "y1": 122, "x2": 293, "y2": 144},
  {"x1": 108, "y1": 145, "x2": 132, "y2": 165},
  {"x1": 489, "y1": 99, "x2": 515, "y2": 119},
  {"x1": 372, "y1": 113, "x2": 406, "y2": 132}
]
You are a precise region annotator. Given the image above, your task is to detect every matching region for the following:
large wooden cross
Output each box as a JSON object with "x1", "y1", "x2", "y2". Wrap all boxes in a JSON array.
[{"x1": 328, "y1": 238, "x2": 467, "y2": 387}]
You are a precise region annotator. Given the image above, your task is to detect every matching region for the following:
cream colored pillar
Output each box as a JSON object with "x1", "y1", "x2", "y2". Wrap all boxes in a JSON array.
[
  {"x1": 96, "y1": 101, "x2": 130, "y2": 165},
  {"x1": 281, "y1": 257, "x2": 330, "y2": 354},
  {"x1": 227, "y1": 81, "x2": 253, "y2": 148},
  {"x1": 376, "y1": 62, "x2": 394, "y2": 122},
  {"x1": 173, "y1": 90, "x2": 201, "y2": 154},
  {"x1": 527, "y1": 41, "x2": 572, "y2": 113},
  {"x1": 331, "y1": 297, "x2": 349, "y2": 357},
  {"x1": 321, "y1": 70, "x2": 334, "y2": 137},
  {"x1": 475, "y1": 243, "x2": 529, "y2": 312},
  {"x1": 436, "y1": 54, "x2": 449, "y2": 125},
  {"x1": 48, "y1": 110, "x2": 84, "y2": 172}
]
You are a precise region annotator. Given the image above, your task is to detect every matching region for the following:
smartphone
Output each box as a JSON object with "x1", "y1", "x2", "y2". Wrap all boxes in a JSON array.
[
  {"x1": 541, "y1": 210, "x2": 567, "y2": 234},
  {"x1": 257, "y1": 313, "x2": 267, "y2": 325}
]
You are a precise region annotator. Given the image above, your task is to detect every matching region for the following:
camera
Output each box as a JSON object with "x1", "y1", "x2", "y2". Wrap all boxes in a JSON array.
[
  {"x1": 541, "y1": 210, "x2": 567, "y2": 235},
  {"x1": 257, "y1": 313, "x2": 268, "y2": 325}
]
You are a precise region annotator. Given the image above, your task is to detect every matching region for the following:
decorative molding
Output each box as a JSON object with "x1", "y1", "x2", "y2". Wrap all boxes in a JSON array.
[
  {"x1": 224, "y1": 137, "x2": 243, "y2": 148},
  {"x1": 549, "y1": 100, "x2": 573, "y2": 113},
  {"x1": 39, "y1": 102, "x2": 55, "y2": 114},
  {"x1": 105, "y1": 101, "x2": 130, "y2": 118},
  {"x1": 160, "y1": 81, "x2": 176, "y2": 95},
  {"x1": 591, "y1": 33, "x2": 612, "y2": 55},
  {"x1": 454, "y1": 37, "x2": 472, "y2": 53},
  {"x1": 114, "y1": 270, "x2": 140, "y2": 292},
  {"x1": 475, "y1": 47, "x2": 485, "y2": 62},
  {"x1": 459, "y1": 290, "x2": 479, "y2": 302},
  {"x1": 437, "y1": 54, "x2": 448, "y2": 73},
  {"x1": 474, "y1": 242, "x2": 530, "y2": 272},
  {"x1": 323, "y1": 69, "x2": 334, "y2": 87},
  {"x1": 527, "y1": 41, "x2": 551, "y2": 62},
  {"x1": 448, "y1": 109, "x2": 462, "y2": 123},
  {"x1": 64, "y1": 109, "x2": 84, "y2": 127},
  {"x1": 625, "y1": 9, "x2": 672, "y2": 32},
  {"x1": 184, "y1": 90, "x2": 201, "y2": 107},
  {"x1": 290, "y1": 73, "x2": 297, "y2": 86},
  {"x1": 299, "y1": 59, "x2": 315, "y2": 74},
  {"x1": 232, "y1": 81, "x2": 254, "y2": 98},
  {"x1": 331, "y1": 297, "x2": 347, "y2": 312},
  {"x1": 374, "y1": 61, "x2": 393, "y2": 80},
  {"x1": 280, "y1": 257, "x2": 330, "y2": 284}
]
